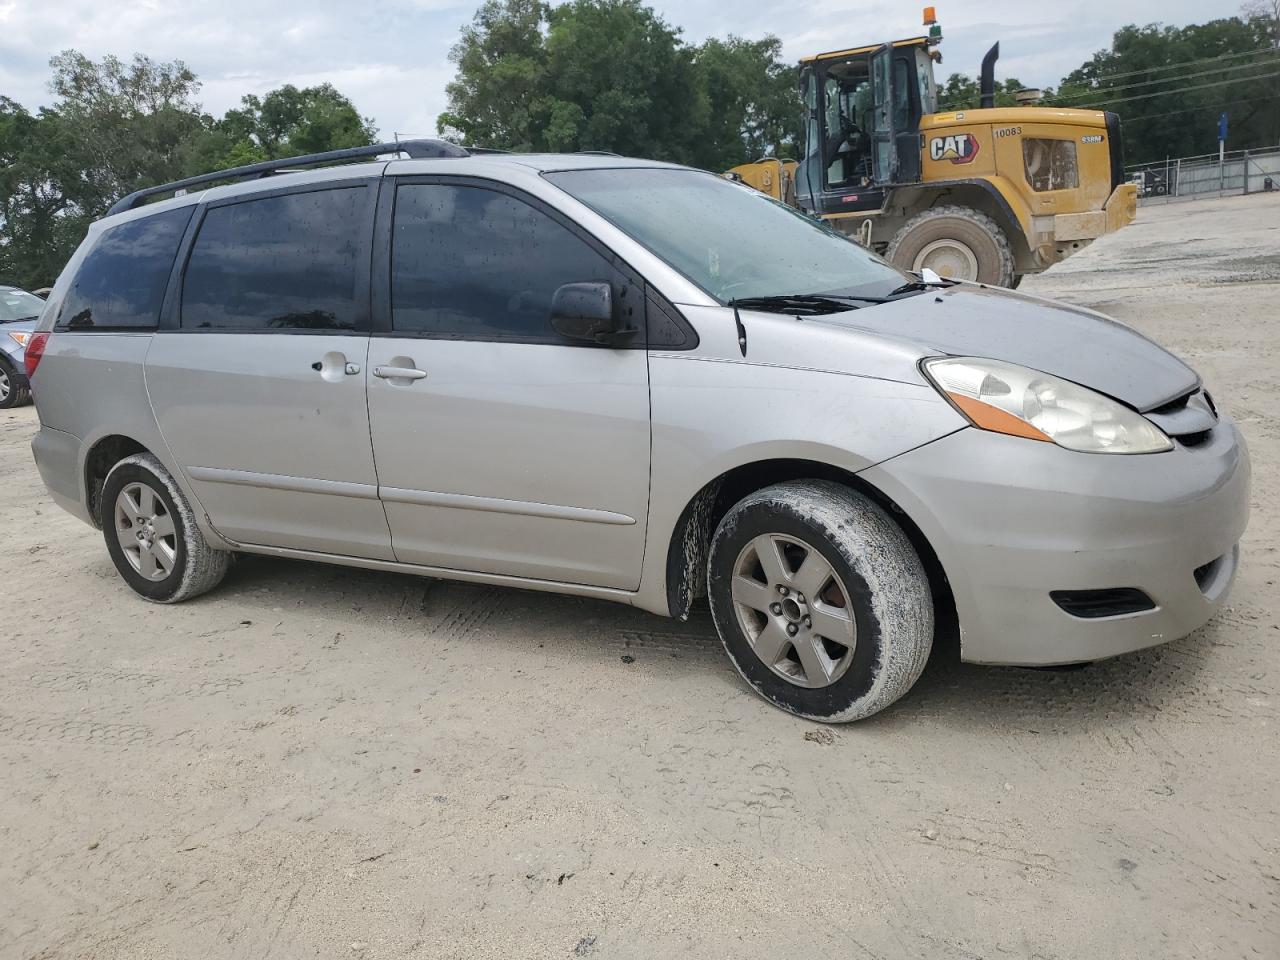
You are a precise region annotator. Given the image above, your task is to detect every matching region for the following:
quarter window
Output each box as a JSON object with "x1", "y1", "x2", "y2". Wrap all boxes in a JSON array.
[
  {"x1": 182, "y1": 187, "x2": 365, "y2": 331},
  {"x1": 391, "y1": 184, "x2": 619, "y2": 341},
  {"x1": 57, "y1": 206, "x2": 192, "y2": 330}
]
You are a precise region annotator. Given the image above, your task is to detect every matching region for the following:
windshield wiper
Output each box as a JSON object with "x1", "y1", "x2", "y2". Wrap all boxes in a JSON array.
[
  {"x1": 728, "y1": 293, "x2": 885, "y2": 316},
  {"x1": 0, "y1": 315, "x2": 40, "y2": 324}
]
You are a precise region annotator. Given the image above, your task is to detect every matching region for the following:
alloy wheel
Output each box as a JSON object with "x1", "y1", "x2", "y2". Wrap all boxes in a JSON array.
[
  {"x1": 730, "y1": 533, "x2": 857, "y2": 688},
  {"x1": 114, "y1": 482, "x2": 177, "y2": 581},
  {"x1": 0, "y1": 367, "x2": 9, "y2": 403}
]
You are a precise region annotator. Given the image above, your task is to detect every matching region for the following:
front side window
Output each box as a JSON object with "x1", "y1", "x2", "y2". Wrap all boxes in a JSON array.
[
  {"x1": 1024, "y1": 139, "x2": 1080, "y2": 192},
  {"x1": 57, "y1": 206, "x2": 192, "y2": 330},
  {"x1": 547, "y1": 167, "x2": 905, "y2": 303},
  {"x1": 182, "y1": 187, "x2": 364, "y2": 331},
  {"x1": 391, "y1": 184, "x2": 618, "y2": 341}
]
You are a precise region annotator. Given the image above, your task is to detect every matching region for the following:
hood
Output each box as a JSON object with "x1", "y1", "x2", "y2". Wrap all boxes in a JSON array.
[{"x1": 812, "y1": 285, "x2": 1198, "y2": 412}]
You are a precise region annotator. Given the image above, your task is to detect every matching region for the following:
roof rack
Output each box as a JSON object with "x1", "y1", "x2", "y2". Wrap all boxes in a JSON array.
[{"x1": 106, "y1": 139, "x2": 469, "y2": 216}]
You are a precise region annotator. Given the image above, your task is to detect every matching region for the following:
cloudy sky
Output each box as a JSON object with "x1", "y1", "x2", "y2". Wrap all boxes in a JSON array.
[{"x1": 0, "y1": 0, "x2": 1248, "y2": 138}]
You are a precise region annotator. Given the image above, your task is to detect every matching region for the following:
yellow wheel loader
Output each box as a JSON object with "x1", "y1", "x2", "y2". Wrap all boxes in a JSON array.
[{"x1": 727, "y1": 9, "x2": 1138, "y2": 287}]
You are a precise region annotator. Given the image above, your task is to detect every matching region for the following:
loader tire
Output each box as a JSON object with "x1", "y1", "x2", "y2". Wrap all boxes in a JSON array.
[{"x1": 886, "y1": 205, "x2": 1016, "y2": 287}]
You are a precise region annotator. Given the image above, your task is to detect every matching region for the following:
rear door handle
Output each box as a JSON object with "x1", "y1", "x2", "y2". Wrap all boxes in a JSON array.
[{"x1": 373, "y1": 365, "x2": 427, "y2": 381}]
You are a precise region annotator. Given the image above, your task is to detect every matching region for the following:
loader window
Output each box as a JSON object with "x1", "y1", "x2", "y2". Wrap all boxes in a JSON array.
[
  {"x1": 821, "y1": 61, "x2": 874, "y2": 189},
  {"x1": 1023, "y1": 138, "x2": 1080, "y2": 192}
]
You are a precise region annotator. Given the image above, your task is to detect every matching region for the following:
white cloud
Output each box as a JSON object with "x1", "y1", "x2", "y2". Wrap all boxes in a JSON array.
[{"x1": 0, "y1": 0, "x2": 1250, "y2": 137}]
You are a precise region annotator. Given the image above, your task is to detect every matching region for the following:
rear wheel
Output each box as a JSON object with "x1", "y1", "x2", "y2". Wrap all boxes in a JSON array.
[
  {"x1": 101, "y1": 453, "x2": 229, "y2": 603},
  {"x1": 0, "y1": 357, "x2": 31, "y2": 408},
  {"x1": 887, "y1": 205, "x2": 1016, "y2": 287},
  {"x1": 707, "y1": 480, "x2": 934, "y2": 722}
]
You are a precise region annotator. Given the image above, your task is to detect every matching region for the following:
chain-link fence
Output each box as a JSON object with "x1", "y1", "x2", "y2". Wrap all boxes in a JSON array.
[{"x1": 1126, "y1": 146, "x2": 1280, "y2": 203}]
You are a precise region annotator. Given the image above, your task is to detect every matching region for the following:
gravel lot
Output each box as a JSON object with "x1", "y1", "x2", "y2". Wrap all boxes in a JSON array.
[{"x1": 2, "y1": 192, "x2": 1277, "y2": 959}]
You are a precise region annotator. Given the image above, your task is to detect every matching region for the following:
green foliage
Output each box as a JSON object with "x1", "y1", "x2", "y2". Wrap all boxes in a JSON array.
[
  {"x1": 0, "y1": 52, "x2": 377, "y2": 288},
  {"x1": 438, "y1": 0, "x2": 799, "y2": 167},
  {"x1": 937, "y1": 74, "x2": 1032, "y2": 111},
  {"x1": 1049, "y1": 18, "x2": 1278, "y2": 163}
]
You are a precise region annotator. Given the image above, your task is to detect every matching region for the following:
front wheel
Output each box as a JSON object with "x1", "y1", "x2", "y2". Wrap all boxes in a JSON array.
[
  {"x1": 886, "y1": 205, "x2": 1016, "y2": 287},
  {"x1": 707, "y1": 480, "x2": 934, "y2": 723},
  {"x1": 101, "y1": 453, "x2": 229, "y2": 603}
]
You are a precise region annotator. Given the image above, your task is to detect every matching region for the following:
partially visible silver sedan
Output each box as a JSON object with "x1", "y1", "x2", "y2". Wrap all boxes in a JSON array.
[{"x1": 26, "y1": 146, "x2": 1250, "y2": 721}]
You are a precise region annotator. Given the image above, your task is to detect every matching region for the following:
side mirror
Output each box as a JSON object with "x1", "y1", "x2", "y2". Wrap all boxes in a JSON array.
[{"x1": 550, "y1": 282, "x2": 638, "y2": 346}]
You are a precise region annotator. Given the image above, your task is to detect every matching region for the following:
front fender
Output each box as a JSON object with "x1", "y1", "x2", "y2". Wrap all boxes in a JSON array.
[{"x1": 633, "y1": 309, "x2": 965, "y2": 616}]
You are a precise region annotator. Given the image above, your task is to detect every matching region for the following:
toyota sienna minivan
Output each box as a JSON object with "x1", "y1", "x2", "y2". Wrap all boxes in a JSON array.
[{"x1": 26, "y1": 141, "x2": 1250, "y2": 722}]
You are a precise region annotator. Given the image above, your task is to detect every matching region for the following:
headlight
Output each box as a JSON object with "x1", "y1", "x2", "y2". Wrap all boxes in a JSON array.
[
  {"x1": 7, "y1": 331, "x2": 31, "y2": 348},
  {"x1": 924, "y1": 357, "x2": 1172, "y2": 454}
]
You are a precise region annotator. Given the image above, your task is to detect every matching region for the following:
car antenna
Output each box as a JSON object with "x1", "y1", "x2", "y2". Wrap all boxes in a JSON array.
[{"x1": 733, "y1": 307, "x2": 748, "y2": 357}]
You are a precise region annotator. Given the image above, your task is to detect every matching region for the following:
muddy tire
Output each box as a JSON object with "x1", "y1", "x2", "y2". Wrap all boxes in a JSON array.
[
  {"x1": 707, "y1": 480, "x2": 933, "y2": 723},
  {"x1": 887, "y1": 205, "x2": 1016, "y2": 287},
  {"x1": 0, "y1": 356, "x2": 31, "y2": 408},
  {"x1": 101, "y1": 453, "x2": 229, "y2": 603}
]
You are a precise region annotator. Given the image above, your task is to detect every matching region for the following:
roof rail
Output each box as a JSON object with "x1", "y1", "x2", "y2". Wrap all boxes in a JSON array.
[{"x1": 105, "y1": 139, "x2": 469, "y2": 217}]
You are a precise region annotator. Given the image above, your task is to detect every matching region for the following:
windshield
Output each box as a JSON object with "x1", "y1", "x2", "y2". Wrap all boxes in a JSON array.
[
  {"x1": 0, "y1": 288, "x2": 45, "y2": 323},
  {"x1": 545, "y1": 168, "x2": 906, "y2": 302}
]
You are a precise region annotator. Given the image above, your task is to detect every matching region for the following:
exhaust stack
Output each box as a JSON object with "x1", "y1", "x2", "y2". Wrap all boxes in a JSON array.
[{"x1": 979, "y1": 42, "x2": 999, "y2": 109}]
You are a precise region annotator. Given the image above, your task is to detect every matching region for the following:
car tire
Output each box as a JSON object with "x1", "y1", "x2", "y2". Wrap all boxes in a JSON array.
[
  {"x1": 0, "y1": 356, "x2": 31, "y2": 408},
  {"x1": 707, "y1": 480, "x2": 933, "y2": 722},
  {"x1": 101, "y1": 453, "x2": 229, "y2": 603},
  {"x1": 886, "y1": 205, "x2": 1016, "y2": 287}
]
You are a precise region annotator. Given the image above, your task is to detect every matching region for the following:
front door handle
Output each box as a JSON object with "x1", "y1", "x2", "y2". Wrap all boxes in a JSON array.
[{"x1": 373, "y1": 365, "x2": 428, "y2": 381}]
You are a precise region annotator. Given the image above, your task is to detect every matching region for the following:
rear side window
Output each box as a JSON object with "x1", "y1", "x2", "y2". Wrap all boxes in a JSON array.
[
  {"x1": 182, "y1": 187, "x2": 364, "y2": 331},
  {"x1": 391, "y1": 184, "x2": 619, "y2": 341},
  {"x1": 57, "y1": 206, "x2": 192, "y2": 330}
]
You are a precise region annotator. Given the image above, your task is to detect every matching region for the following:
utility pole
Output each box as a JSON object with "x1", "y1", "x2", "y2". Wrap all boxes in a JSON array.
[{"x1": 1218, "y1": 112, "x2": 1228, "y2": 192}]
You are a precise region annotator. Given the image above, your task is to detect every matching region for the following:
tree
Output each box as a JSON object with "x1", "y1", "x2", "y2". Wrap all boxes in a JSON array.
[
  {"x1": 0, "y1": 99, "x2": 84, "y2": 288},
  {"x1": 0, "y1": 52, "x2": 377, "y2": 289},
  {"x1": 438, "y1": 0, "x2": 797, "y2": 166},
  {"x1": 213, "y1": 84, "x2": 377, "y2": 163},
  {"x1": 937, "y1": 74, "x2": 1032, "y2": 111},
  {"x1": 1242, "y1": 0, "x2": 1280, "y2": 48},
  {"x1": 692, "y1": 36, "x2": 801, "y2": 169},
  {"x1": 1052, "y1": 18, "x2": 1277, "y2": 164},
  {"x1": 47, "y1": 51, "x2": 207, "y2": 220}
]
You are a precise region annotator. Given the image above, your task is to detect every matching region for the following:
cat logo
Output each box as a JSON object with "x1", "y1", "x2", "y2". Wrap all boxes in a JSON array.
[{"x1": 929, "y1": 133, "x2": 980, "y2": 164}]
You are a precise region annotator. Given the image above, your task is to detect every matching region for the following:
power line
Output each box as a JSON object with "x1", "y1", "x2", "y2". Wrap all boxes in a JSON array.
[
  {"x1": 1057, "y1": 45, "x2": 1277, "y2": 85},
  {"x1": 1050, "y1": 52, "x2": 1280, "y2": 102},
  {"x1": 1059, "y1": 68, "x2": 1280, "y2": 109},
  {"x1": 1123, "y1": 93, "x2": 1280, "y2": 123},
  {"x1": 936, "y1": 46, "x2": 1278, "y2": 112}
]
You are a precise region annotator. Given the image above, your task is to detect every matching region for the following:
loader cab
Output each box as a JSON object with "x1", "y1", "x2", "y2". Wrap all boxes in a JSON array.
[{"x1": 796, "y1": 39, "x2": 938, "y2": 219}]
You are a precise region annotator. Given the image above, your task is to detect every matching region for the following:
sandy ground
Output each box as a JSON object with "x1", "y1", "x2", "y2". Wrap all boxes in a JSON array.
[{"x1": 2, "y1": 193, "x2": 1277, "y2": 960}]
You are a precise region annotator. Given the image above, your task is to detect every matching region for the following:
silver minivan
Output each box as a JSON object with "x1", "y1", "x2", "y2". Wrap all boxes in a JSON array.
[{"x1": 27, "y1": 141, "x2": 1250, "y2": 722}]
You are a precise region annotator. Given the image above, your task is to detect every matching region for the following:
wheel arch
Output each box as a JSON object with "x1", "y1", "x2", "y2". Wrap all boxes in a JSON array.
[
  {"x1": 663, "y1": 457, "x2": 955, "y2": 627},
  {"x1": 883, "y1": 180, "x2": 1035, "y2": 273},
  {"x1": 83, "y1": 434, "x2": 151, "y2": 528}
]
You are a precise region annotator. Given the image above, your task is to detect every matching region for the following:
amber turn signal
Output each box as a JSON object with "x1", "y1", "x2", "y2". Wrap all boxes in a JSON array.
[{"x1": 945, "y1": 392, "x2": 1052, "y2": 442}]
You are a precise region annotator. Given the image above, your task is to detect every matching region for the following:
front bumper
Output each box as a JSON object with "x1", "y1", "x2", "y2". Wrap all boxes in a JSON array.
[
  {"x1": 1048, "y1": 184, "x2": 1139, "y2": 248},
  {"x1": 860, "y1": 420, "x2": 1250, "y2": 665}
]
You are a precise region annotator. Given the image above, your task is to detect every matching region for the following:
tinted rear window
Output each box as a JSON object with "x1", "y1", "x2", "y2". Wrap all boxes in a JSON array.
[
  {"x1": 57, "y1": 207, "x2": 192, "y2": 330},
  {"x1": 181, "y1": 187, "x2": 364, "y2": 331}
]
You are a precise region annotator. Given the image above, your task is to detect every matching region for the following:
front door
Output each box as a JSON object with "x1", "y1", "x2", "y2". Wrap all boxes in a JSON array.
[
  {"x1": 366, "y1": 178, "x2": 651, "y2": 589},
  {"x1": 147, "y1": 180, "x2": 393, "y2": 560}
]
